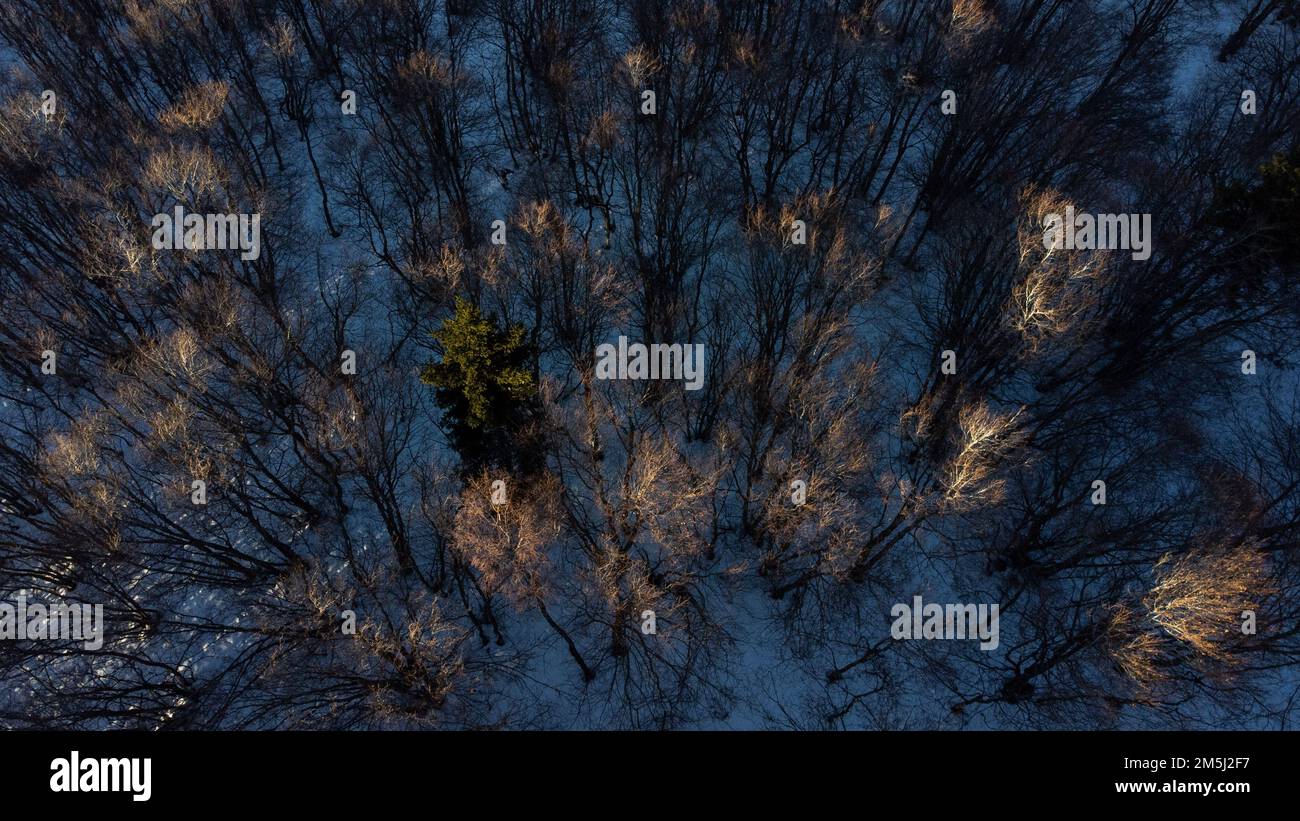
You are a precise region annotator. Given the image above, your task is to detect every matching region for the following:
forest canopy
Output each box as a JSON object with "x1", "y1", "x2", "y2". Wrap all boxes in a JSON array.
[{"x1": 0, "y1": 0, "x2": 1298, "y2": 730}]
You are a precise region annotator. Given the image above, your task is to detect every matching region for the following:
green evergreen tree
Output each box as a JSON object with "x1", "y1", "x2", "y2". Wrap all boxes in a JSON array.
[
  {"x1": 422, "y1": 297, "x2": 540, "y2": 472},
  {"x1": 1215, "y1": 147, "x2": 1300, "y2": 261},
  {"x1": 1208, "y1": 145, "x2": 1300, "y2": 305}
]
